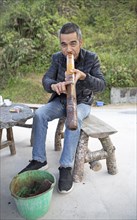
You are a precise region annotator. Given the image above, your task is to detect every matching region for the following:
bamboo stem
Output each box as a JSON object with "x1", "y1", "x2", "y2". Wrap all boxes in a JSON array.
[{"x1": 66, "y1": 53, "x2": 77, "y2": 130}]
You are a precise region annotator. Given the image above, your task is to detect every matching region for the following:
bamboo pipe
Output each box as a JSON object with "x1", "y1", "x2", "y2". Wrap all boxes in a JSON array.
[{"x1": 66, "y1": 53, "x2": 78, "y2": 130}]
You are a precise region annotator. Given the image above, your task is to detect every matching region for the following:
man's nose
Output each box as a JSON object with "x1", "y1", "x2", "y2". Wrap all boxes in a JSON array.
[{"x1": 66, "y1": 44, "x2": 72, "y2": 53}]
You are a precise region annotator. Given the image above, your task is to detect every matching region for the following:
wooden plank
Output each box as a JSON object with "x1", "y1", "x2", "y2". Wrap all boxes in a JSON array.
[{"x1": 82, "y1": 115, "x2": 117, "y2": 138}]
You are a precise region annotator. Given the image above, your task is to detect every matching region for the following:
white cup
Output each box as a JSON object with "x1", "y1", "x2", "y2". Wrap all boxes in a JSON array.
[
  {"x1": 0, "y1": 95, "x2": 4, "y2": 106},
  {"x1": 4, "y1": 99, "x2": 12, "y2": 106}
]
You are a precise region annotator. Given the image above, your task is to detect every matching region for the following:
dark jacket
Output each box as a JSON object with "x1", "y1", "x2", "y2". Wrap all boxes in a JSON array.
[{"x1": 42, "y1": 48, "x2": 106, "y2": 105}]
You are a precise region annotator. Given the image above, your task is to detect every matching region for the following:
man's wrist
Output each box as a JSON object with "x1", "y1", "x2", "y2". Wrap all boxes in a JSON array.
[
  {"x1": 81, "y1": 73, "x2": 86, "y2": 80},
  {"x1": 51, "y1": 84, "x2": 55, "y2": 91},
  {"x1": 80, "y1": 72, "x2": 86, "y2": 80}
]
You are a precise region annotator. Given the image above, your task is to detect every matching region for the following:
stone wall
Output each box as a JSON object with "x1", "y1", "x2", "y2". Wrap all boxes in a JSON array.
[{"x1": 110, "y1": 87, "x2": 137, "y2": 104}]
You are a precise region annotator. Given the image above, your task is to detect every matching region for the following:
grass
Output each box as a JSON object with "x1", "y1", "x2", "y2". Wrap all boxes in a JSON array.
[
  {"x1": 1, "y1": 74, "x2": 51, "y2": 104},
  {"x1": 1, "y1": 73, "x2": 110, "y2": 105}
]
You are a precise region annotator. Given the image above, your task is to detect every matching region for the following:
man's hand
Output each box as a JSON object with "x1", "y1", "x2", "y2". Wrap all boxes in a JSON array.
[
  {"x1": 51, "y1": 69, "x2": 86, "y2": 95},
  {"x1": 65, "y1": 69, "x2": 86, "y2": 84},
  {"x1": 73, "y1": 69, "x2": 86, "y2": 81},
  {"x1": 51, "y1": 81, "x2": 71, "y2": 95}
]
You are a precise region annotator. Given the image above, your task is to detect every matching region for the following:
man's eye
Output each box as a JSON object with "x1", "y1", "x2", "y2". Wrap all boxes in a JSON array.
[
  {"x1": 61, "y1": 43, "x2": 67, "y2": 48},
  {"x1": 70, "y1": 42, "x2": 77, "y2": 47},
  {"x1": 61, "y1": 41, "x2": 78, "y2": 48}
]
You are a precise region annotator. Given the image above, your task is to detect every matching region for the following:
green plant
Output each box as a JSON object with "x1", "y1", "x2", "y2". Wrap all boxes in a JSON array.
[
  {"x1": 0, "y1": 0, "x2": 137, "y2": 103},
  {"x1": 1, "y1": 76, "x2": 50, "y2": 104}
]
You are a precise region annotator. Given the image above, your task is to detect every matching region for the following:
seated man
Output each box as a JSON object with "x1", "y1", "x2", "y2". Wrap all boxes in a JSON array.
[{"x1": 19, "y1": 22, "x2": 106, "y2": 194}]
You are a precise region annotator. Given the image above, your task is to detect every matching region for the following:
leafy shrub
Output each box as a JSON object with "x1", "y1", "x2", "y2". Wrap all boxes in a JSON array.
[{"x1": 0, "y1": 0, "x2": 137, "y2": 103}]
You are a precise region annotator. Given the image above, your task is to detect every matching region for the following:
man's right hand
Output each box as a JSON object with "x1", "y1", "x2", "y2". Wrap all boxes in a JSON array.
[{"x1": 51, "y1": 82, "x2": 70, "y2": 95}]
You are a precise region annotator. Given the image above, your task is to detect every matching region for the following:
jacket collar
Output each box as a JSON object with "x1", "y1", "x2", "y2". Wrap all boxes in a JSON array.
[
  {"x1": 60, "y1": 48, "x2": 85, "y2": 66},
  {"x1": 75, "y1": 48, "x2": 85, "y2": 64}
]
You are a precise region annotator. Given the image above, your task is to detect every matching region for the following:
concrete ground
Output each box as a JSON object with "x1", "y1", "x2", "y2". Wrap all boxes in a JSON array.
[{"x1": 0, "y1": 103, "x2": 136, "y2": 220}]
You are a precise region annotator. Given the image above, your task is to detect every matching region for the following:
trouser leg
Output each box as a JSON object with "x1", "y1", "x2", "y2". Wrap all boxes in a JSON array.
[
  {"x1": 59, "y1": 103, "x2": 91, "y2": 167},
  {"x1": 32, "y1": 97, "x2": 66, "y2": 162}
]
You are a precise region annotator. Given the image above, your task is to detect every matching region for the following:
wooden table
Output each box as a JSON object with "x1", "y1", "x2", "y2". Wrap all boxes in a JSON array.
[{"x1": 0, "y1": 104, "x2": 33, "y2": 155}]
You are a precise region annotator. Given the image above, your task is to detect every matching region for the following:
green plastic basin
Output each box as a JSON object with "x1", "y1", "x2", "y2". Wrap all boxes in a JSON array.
[{"x1": 9, "y1": 170, "x2": 56, "y2": 220}]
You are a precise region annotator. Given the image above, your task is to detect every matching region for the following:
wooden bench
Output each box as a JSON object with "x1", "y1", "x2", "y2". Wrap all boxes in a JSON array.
[
  {"x1": 54, "y1": 115, "x2": 118, "y2": 182},
  {"x1": 16, "y1": 104, "x2": 118, "y2": 183}
]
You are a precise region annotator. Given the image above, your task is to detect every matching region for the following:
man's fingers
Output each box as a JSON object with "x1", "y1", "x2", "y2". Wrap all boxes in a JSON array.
[
  {"x1": 56, "y1": 87, "x2": 61, "y2": 95},
  {"x1": 62, "y1": 82, "x2": 67, "y2": 93},
  {"x1": 53, "y1": 79, "x2": 77, "y2": 95},
  {"x1": 53, "y1": 84, "x2": 61, "y2": 95},
  {"x1": 65, "y1": 81, "x2": 74, "y2": 85},
  {"x1": 65, "y1": 73, "x2": 75, "y2": 84},
  {"x1": 54, "y1": 82, "x2": 67, "y2": 95}
]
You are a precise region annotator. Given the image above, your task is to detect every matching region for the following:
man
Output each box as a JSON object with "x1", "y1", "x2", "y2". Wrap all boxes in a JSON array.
[{"x1": 19, "y1": 22, "x2": 106, "y2": 194}]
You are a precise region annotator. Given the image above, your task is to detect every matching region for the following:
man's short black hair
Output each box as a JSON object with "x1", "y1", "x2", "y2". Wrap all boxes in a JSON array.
[{"x1": 58, "y1": 22, "x2": 82, "y2": 40}]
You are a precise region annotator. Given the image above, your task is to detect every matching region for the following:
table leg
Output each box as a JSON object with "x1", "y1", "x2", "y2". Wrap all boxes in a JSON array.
[
  {"x1": 7, "y1": 128, "x2": 16, "y2": 155},
  {"x1": 0, "y1": 129, "x2": 2, "y2": 149}
]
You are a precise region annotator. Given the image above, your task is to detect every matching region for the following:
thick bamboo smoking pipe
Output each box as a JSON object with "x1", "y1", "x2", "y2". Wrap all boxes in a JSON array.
[{"x1": 66, "y1": 52, "x2": 78, "y2": 130}]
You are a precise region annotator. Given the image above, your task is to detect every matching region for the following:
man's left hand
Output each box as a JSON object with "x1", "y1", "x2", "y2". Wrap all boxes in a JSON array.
[{"x1": 65, "y1": 69, "x2": 86, "y2": 84}]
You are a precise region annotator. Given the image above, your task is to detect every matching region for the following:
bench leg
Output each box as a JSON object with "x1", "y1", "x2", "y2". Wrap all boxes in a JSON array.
[
  {"x1": 73, "y1": 130, "x2": 89, "y2": 182},
  {"x1": 85, "y1": 148, "x2": 107, "y2": 169},
  {"x1": 54, "y1": 117, "x2": 65, "y2": 151},
  {"x1": 89, "y1": 160, "x2": 102, "y2": 171},
  {"x1": 99, "y1": 136, "x2": 118, "y2": 175}
]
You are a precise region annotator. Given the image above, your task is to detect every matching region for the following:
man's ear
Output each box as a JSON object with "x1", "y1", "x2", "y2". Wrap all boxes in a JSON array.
[{"x1": 79, "y1": 39, "x2": 83, "y2": 47}]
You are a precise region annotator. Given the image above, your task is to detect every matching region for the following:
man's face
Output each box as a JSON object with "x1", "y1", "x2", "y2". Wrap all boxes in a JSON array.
[{"x1": 60, "y1": 32, "x2": 82, "y2": 60}]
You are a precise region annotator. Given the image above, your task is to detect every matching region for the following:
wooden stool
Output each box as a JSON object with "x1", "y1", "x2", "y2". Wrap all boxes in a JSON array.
[
  {"x1": 0, "y1": 127, "x2": 16, "y2": 155},
  {"x1": 54, "y1": 115, "x2": 118, "y2": 182}
]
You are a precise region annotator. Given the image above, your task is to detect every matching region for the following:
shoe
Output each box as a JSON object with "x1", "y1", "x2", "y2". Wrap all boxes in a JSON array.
[
  {"x1": 58, "y1": 167, "x2": 73, "y2": 194},
  {"x1": 18, "y1": 160, "x2": 48, "y2": 174}
]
